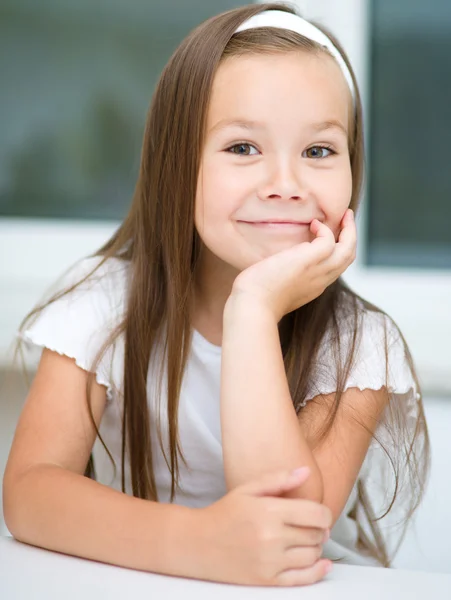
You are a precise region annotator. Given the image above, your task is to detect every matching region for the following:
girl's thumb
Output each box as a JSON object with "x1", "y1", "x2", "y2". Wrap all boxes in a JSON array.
[{"x1": 244, "y1": 467, "x2": 310, "y2": 497}]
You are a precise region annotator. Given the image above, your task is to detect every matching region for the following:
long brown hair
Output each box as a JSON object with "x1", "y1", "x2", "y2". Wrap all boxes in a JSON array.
[{"x1": 18, "y1": 3, "x2": 429, "y2": 566}]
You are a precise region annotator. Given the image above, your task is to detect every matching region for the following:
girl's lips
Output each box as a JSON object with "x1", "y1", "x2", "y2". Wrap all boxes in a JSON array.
[{"x1": 240, "y1": 221, "x2": 311, "y2": 230}]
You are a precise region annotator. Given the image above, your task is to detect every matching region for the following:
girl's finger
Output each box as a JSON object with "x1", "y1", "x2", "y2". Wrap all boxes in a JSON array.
[
  {"x1": 322, "y1": 242, "x2": 356, "y2": 278},
  {"x1": 337, "y1": 209, "x2": 356, "y2": 246},
  {"x1": 276, "y1": 559, "x2": 332, "y2": 587},
  {"x1": 280, "y1": 498, "x2": 333, "y2": 530},
  {"x1": 283, "y1": 544, "x2": 323, "y2": 570},
  {"x1": 309, "y1": 220, "x2": 336, "y2": 260},
  {"x1": 284, "y1": 526, "x2": 326, "y2": 548},
  {"x1": 310, "y1": 219, "x2": 335, "y2": 241},
  {"x1": 322, "y1": 209, "x2": 356, "y2": 272}
]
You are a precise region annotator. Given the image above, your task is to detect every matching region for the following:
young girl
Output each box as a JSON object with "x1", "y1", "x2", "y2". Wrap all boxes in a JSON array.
[{"x1": 3, "y1": 3, "x2": 429, "y2": 588}]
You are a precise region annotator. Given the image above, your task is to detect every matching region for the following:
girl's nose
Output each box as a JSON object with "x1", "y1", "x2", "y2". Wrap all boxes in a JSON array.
[{"x1": 257, "y1": 160, "x2": 305, "y2": 202}]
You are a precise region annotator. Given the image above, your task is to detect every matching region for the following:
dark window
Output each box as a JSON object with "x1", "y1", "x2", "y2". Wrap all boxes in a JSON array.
[
  {"x1": 0, "y1": 0, "x2": 245, "y2": 220},
  {"x1": 368, "y1": 0, "x2": 451, "y2": 268}
]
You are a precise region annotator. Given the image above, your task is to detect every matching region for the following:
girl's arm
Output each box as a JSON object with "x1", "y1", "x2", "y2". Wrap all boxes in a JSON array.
[
  {"x1": 3, "y1": 349, "x2": 333, "y2": 586},
  {"x1": 2, "y1": 350, "x2": 199, "y2": 576},
  {"x1": 220, "y1": 294, "x2": 324, "y2": 502},
  {"x1": 221, "y1": 295, "x2": 389, "y2": 525},
  {"x1": 297, "y1": 386, "x2": 388, "y2": 525}
]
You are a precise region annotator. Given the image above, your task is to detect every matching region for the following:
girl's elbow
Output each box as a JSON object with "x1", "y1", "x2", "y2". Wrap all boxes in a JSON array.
[
  {"x1": 3, "y1": 474, "x2": 21, "y2": 538},
  {"x1": 283, "y1": 467, "x2": 324, "y2": 503},
  {"x1": 309, "y1": 467, "x2": 324, "y2": 504},
  {"x1": 2, "y1": 466, "x2": 36, "y2": 541}
]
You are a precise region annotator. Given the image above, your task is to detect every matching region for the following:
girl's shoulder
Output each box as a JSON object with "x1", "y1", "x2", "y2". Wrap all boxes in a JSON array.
[
  {"x1": 29, "y1": 255, "x2": 131, "y2": 334},
  {"x1": 19, "y1": 256, "x2": 131, "y2": 395},
  {"x1": 306, "y1": 296, "x2": 418, "y2": 403},
  {"x1": 339, "y1": 297, "x2": 404, "y2": 351},
  {"x1": 320, "y1": 294, "x2": 405, "y2": 356},
  {"x1": 348, "y1": 300, "x2": 414, "y2": 394},
  {"x1": 59, "y1": 255, "x2": 130, "y2": 297}
]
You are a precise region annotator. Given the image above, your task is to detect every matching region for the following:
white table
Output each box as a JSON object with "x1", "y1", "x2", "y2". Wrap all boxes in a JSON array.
[{"x1": 1, "y1": 536, "x2": 450, "y2": 599}]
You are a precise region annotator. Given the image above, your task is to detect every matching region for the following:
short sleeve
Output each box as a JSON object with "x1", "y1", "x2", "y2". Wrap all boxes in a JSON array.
[
  {"x1": 303, "y1": 304, "x2": 425, "y2": 557},
  {"x1": 303, "y1": 305, "x2": 420, "y2": 421},
  {"x1": 19, "y1": 256, "x2": 129, "y2": 400}
]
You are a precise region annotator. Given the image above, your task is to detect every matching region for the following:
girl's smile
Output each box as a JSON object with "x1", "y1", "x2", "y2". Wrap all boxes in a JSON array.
[{"x1": 237, "y1": 220, "x2": 312, "y2": 233}]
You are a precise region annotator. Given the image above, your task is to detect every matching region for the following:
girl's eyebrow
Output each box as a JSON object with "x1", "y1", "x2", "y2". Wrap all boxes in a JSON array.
[
  {"x1": 309, "y1": 119, "x2": 348, "y2": 136},
  {"x1": 209, "y1": 118, "x2": 264, "y2": 134},
  {"x1": 209, "y1": 118, "x2": 347, "y2": 136}
]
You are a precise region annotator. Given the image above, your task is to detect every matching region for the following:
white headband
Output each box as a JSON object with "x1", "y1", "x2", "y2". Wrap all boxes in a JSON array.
[{"x1": 234, "y1": 10, "x2": 355, "y2": 102}]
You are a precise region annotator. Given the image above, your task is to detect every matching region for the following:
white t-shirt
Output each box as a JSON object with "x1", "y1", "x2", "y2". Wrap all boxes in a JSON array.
[{"x1": 20, "y1": 256, "x2": 421, "y2": 567}]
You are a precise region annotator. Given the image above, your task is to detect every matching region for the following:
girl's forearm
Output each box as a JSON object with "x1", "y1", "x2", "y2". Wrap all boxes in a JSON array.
[
  {"x1": 220, "y1": 294, "x2": 323, "y2": 501},
  {"x1": 3, "y1": 464, "x2": 205, "y2": 577}
]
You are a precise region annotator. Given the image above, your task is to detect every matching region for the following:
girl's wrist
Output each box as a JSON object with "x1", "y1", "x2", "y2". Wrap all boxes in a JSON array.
[
  {"x1": 224, "y1": 290, "x2": 278, "y2": 325},
  {"x1": 161, "y1": 504, "x2": 211, "y2": 579}
]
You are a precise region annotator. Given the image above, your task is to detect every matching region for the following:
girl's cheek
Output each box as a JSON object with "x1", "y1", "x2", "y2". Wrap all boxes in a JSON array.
[{"x1": 325, "y1": 213, "x2": 345, "y2": 241}]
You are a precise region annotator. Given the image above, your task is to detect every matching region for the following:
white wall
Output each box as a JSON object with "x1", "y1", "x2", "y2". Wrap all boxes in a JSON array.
[{"x1": 391, "y1": 397, "x2": 451, "y2": 573}]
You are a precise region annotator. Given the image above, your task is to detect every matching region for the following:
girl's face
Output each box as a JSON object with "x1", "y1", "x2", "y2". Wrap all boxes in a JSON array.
[{"x1": 195, "y1": 50, "x2": 353, "y2": 274}]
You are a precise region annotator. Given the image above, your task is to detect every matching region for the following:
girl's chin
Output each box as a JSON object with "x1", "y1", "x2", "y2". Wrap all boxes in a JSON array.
[{"x1": 250, "y1": 238, "x2": 310, "y2": 258}]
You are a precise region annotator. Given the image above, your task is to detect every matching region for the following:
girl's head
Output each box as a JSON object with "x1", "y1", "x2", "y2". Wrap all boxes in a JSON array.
[
  {"x1": 132, "y1": 2, "x2": 363, "y2": 283},
  {"x1": 196, "y1": 10, "x2": 358, "y2": 272}
]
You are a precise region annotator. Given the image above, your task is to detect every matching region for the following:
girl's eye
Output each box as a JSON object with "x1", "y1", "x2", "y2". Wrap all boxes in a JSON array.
[
  {"x1": 227, "y1": 143, "x2": 259, "y2": 156},
  {"x1": 304, "y1": 146, "x2": 335, "y2": 159}
]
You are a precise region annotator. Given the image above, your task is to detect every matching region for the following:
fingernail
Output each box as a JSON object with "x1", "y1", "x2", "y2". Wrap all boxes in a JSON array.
[
  {"x1": 291, "y1": 466, "x2": 310, "y2": 478},
  {"x1": 323, "y1": 528, "x2": 330, "y2": 543},
  {"x1": 325, "y1": 561, "x2": 333, "y2": 574}
]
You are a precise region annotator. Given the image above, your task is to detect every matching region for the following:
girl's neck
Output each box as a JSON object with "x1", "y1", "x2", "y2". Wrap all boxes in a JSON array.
[{"x1": 191, "y1": 249, "x2": 239, "y2": 346}]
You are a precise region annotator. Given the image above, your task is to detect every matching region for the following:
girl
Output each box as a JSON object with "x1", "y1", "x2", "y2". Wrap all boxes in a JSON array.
[{"x1": 3, "y1": 3, "x2": 429, "y2": 588}]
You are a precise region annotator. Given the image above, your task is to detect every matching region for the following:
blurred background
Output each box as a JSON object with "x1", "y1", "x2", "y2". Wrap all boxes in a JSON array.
[{"x1": 0, "y1": 0, "x2": 450, "y2": 573}]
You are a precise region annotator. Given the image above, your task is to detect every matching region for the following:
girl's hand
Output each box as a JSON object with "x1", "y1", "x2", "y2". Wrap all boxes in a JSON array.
[
  {"x1": 194, "y1": 468, "x2": 332, "y2": 587},
  {"x1": 230, "y1": 209, "x2": 356, "y2": 322}
]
